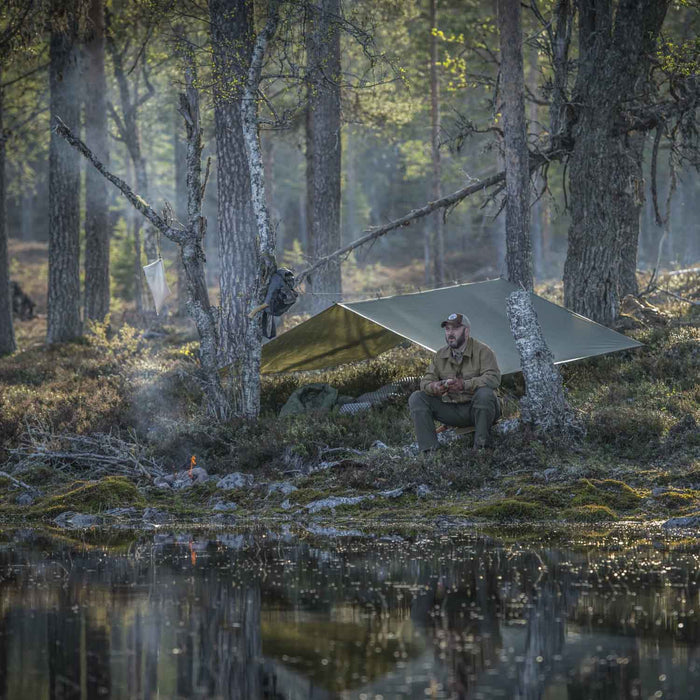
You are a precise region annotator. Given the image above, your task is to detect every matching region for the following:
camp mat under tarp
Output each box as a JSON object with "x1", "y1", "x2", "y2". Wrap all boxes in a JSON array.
[{"x1": 260, "y1": 278, "x2": 642, "y2": 375}]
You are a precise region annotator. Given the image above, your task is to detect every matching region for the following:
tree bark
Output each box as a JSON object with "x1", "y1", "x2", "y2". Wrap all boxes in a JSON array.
[
  {"x1": 174, "y1": 108, "x2": 188, "y2": 316},
  {"x1": 498, "y1": 0, "x2": 533, "y2": 291},
  {"x1": 429, "y1": 0, "x2": 444, "y2": 287},
  {"x1": 83, "y1": 0, "x2": 110, "y2": 323},
  {"x1": 305, "y1": 0, "x2": 342, "y2": 312},
  {"x1": 0, "y1": 67, "x2": 17, "y2": 356},
  {"x1": 563, "y1": 0, "x2": 668, "y2": 325},
  {"x1": 209, "y1": 0, "x2": 265, "y2": 418},
  {"x1": 47, "y1": 6, "x2": 82, "y2": 344},
  {"x1": 506, "y1": 290, "x2": 583, "y2": 439}
]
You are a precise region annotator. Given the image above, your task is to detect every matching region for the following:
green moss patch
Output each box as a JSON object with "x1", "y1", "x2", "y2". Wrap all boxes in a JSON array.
[
  {"x1": 36, "y1": 477, "x2": 142, "y2": 516},
  {"x1": 471, "y1": 500, "x2": 553, "y2": 522},
  {"x1": 570, "y1": 479, "x2": 642, "y2": 511},
  {"x1": 563, "y1": 505, "x2": 619, "y2": 523}
]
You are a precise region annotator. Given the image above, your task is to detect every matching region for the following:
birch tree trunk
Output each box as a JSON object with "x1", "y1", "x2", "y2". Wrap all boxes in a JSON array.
[
  {"x1": 305, "y1": 0, "x2": 342, "y2": 313},
  {"x1": 429, "y1": 0, "x2": 444, "y2": 287},
  {"x1": 563, "y1": 0, "x2": 668, "y2": 325},
  {"x1": 83, "y1": 0, "x2": 111, "y2": 322},
  {"x1": 0, "y1": 68, "x2": 17, "y2": 356},
  {"x1": 498, "y1": 0, "x2": 533, "y2": 291},
  {"x1": 47, "y1": 7, "x2": 82, "y2": 344},
  {"x1": 506, "y1": 289, "x2": 583, "y2": 439},
  {"x1": 174, "y1": 110, "x2": 188, "y2": 316}
]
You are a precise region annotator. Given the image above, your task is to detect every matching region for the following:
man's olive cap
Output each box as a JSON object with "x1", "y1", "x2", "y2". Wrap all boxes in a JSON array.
[{"x1": 440, "y1": 312, "x2": 471, "y2": 328}]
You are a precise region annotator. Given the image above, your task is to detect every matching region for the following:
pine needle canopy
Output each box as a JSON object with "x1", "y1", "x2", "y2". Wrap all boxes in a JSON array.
[{"x1": 260, "y1": 279, "x2": 642, "y2": 375}]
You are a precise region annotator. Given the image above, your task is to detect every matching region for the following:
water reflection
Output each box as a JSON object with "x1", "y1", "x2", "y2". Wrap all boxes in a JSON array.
[{"x1": 0, "y1": 527, "x2": 699, "y2": 699}]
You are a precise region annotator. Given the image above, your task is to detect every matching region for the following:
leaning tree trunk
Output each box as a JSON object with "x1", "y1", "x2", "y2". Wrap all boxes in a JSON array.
[
  {"x1": 47, "y1": 9, "x2": 82, "y2": 344},
  {"x1": 507, "y1": 290, "x2": 583, "y2": 439},
  {"x1": 0, "y1": 67, "x2": 17, "y2": 356},
  {"x1": 174, "y1": 109, "x2": 188, "y2": 316},
  {"x1": 83, "y1": 0, "x2": 111, "y2": 322},
  {"x1": 498, "y1": 0, "x2": 533, "y2": 291},
  {"x1": 563, "y1": 0, "x2": 668, "y2": 325},
  {"x1": 305, "y1": 0, "x2": 342, "y2": 313}
]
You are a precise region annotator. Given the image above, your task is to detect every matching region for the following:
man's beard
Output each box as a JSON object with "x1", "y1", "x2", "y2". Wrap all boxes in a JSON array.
[{"x1": 447, "y1": 329, "x2": 466, "y2": 348}]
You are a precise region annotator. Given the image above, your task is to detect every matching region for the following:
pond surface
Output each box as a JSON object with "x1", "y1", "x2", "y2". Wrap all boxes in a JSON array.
[{"x1": 0, "y1": 526, "x2": 699, "y2": 699}]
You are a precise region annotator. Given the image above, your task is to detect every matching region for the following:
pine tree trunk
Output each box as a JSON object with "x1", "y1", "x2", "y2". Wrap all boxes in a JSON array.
[
  {"x1": 47, "y1": 11, "x2": 82, "y2": 344},
  {"x1": 305, "y1": 0, "x2": 342, "y2": 313},
  {"x1": 429, "y1": 0, "x2": 444, "y2": 287},
  {"x1": 563, "y1": 0, "x2": 668, "y2": 325},
  {"x1": 0, "y1": 68, "x2": 17, "y2": 356},
  {"x1": 498, "y1": 0, "x2": 533, "y2": 291},
  {"x1": 83, "y1": 0, "x2": 111, "y2": 323},
  {"x1": 210, "y1": 0, "x2": 262, "y2": 417}
]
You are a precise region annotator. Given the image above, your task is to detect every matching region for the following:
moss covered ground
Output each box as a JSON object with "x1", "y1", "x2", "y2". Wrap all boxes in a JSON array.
[{"x1": 1, "y1": 257, "x2": 698, "y2": 528}]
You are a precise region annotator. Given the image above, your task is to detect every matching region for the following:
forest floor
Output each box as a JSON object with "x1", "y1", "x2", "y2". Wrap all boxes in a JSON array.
[{"x1": 1, "y1": 241, "x2": 699, "y2": 533}]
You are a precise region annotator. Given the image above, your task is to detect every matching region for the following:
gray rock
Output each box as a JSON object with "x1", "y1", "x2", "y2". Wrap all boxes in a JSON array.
[
  {"x1": 372, "y1": 440, "x2": 389, "y2": 450},
  {"x1": 171, "y1": 467, "x2": 209, "y2": 490},
  {"x1": 379, "y1": 487, "x2": 405, "y2": 499},
  {"x1": 213, "y1": 501, "x2": 238, "y2": 512},
  {"x1": 652, "y1": 487, "x2": 670, "y2": 497},
  {"x1": 280, "y1": 499, "x2": 292, "y2": 510},
  {"x1": 142, "y1": 507, "x2": 171, "y2": 524},
  {"x1": 104, "y1": 507, "x2": 140, "y2": 519},
  {"x1": 216, "y1": 473, "x2": 254, "y2": 490},
  {"x1": 210, "y1": 513, "x2": 237, "y2": 525},
  {"x1": 267, "y1": 481, "x2": 298, "y2": 497},
  {"x1": 16, "y1": 492, "x2": 35, "y2": 506},
  {"x1": 416, "y1": 484, "x2": 431, "y2": 498},
  {"x1": 662, "y1": 515, "x2": 700, "y2": 529},
  {"x1": 53, "y1": 512, "x2": 103, "y2": 528},
  {"x1": 305, "y1": 495, "x2": 374, "y2": 514},
  {"x1": 543, "y1": 468, "x2": 559, "y2": 482},
  {"x1": 153, "y1": 477, "x2": 173, "y2": 489}
]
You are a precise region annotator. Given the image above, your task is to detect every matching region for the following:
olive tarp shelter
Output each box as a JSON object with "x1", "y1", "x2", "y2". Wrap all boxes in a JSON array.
[{"x1": 260, "y1": 278, "x2": 642, "y2": 375}]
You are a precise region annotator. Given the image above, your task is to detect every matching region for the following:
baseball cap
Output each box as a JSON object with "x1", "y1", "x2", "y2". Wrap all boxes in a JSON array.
[{"x1": 440, "y1": 312, "x2": 471, "y2": 328}]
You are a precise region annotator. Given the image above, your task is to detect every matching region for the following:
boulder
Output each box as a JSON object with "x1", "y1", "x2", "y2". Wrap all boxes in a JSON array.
[{"x1": 216, "y1": 473, "x2": 254, "y2": 490}]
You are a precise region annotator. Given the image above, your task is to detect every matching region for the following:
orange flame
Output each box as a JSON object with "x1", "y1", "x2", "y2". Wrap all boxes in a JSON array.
[
  {"x1": 189, "y1": 539, "x2": 197, "y2": 566},
  {"x1": 189, "y1": 455, "x2": 196, "y2": 479}
]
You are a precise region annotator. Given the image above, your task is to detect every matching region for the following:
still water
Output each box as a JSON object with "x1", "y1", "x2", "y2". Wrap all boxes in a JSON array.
[{"x1": 0, "y1": 526, "x2": 699, "y2": 699}]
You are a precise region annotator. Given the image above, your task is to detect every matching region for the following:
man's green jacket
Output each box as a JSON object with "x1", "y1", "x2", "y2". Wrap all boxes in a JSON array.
[{"x1": 419, "y1": 336, "x2": 501, "y2": 404}]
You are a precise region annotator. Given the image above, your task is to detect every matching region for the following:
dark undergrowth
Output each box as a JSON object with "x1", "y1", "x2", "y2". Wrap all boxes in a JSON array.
[{"x1": 1, "y1": 273, "x2": 698, "y2": 526}]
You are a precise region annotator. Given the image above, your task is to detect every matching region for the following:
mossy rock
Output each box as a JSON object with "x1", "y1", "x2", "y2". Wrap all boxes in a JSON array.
[
  {"x1": 570, "y1": 479, "x2": 642, "y2": 511},
  {"x1": 36, "y1": 477, "x2": 142, "y2": 515},
  {"x1": 655, "y1": 489, "x2": 699, "y2": 510},
  {"x1": 471, "y1": 499, "x2": 553, "y2": 522},
  {"x1": 563, "y1": 505, "x2": 619, "y2": 523}
]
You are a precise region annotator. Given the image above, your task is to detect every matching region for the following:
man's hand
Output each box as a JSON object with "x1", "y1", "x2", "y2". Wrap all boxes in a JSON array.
[
  {"x1": 428, "y1": 380, "x2": 449, "y2": 396},
  {"x1": 445, "y1": 378, "x2": 465, "y2": 393}
]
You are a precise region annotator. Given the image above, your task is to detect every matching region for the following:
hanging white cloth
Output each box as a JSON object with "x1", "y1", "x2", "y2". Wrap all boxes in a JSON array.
[{"x1": 143, "y1": 258, "x2": 172, "y2": 315}]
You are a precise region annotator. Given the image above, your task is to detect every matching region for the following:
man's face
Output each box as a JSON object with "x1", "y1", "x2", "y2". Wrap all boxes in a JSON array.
[{"x1": 444, "y1": 322, "x2": 469, "y2": 348}]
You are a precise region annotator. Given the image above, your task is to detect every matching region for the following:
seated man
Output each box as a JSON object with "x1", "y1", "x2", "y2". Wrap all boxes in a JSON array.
[{"x1": 409, "y1": 312, "x2": 501, "y2": 451}]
